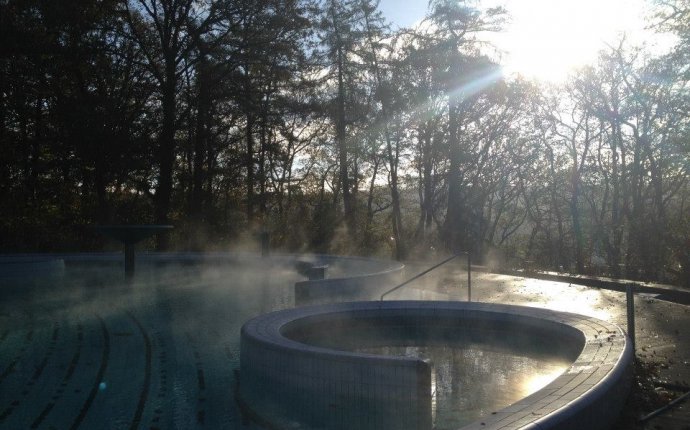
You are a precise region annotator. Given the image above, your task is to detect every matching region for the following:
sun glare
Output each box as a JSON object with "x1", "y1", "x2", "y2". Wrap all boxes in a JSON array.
[
  {"x1": 520, "y1": 365, "x2": 569, "y2": 396},
  {"x1": 494, "y1": 0, "x2": 649, "y2": 82}
]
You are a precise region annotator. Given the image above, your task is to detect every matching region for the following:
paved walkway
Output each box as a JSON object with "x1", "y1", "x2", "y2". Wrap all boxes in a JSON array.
[{"x1": 395, "y1": 262, "x2": 690, "y2": 430}]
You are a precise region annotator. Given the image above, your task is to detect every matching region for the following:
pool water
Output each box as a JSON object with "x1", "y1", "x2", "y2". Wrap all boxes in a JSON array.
[
  {"x1": 1, "y1": 259, "x2": 573, "y2": 430},
  {"x1": 0, "y1": 260, "x2": 300, "y2": 430},
  {"x1": 270, "y1": 306, "x2": 578, "y2": 430},
  {"x1": 355, "y1": 344, "x2": 570, "y2": 429}
]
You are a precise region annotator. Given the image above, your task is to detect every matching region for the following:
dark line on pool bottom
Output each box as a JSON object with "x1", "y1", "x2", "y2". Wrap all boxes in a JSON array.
[
  {"x1": 0, "y1": 360, "x2": 18, "y2": 384},
  {"x1": 30, "y1": 402, "x2": 55, "y2": 429},
  {"x1": 0, "y1": 406, "x2": 13, "y2": 421},
  {"x1": 64, "y1": 349, "x2": 81, "y2": 381},
  {"x1": 127, "y1": 311, "x2": 152, "y2": 430},
  {"x1": 0, "y1": 327, "x2": 35, "y2": 385},
  {"x1": 31, "y1": 355, "x2": 50, "y2": 380},
  {"x1": 30, "y1": 327, "x2": 85, "y2": 428},
  {"x1": 69, "y1": 315, "x2": 110, "y2": 430},
  {"x1": 0, "y1": 324, "x2": 62, "y2": 424},
  {"x1": 197, "y1": 368, "x2": 206, "y2": 391}
]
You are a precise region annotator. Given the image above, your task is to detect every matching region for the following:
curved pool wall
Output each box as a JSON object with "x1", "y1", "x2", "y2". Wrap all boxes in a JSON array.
[
  {"x1": 0, "y1": 256, "x2": 65, "y2": 282},
  {"x1": 0, "y1": 252, "x2": 405, "y2": 430},
  {"x1": 294, "y1": 255, "x2": 404, "y2": 304},
  {"x1": 239, "y1": 301, "x2": 633, "y2": 430},
  {"x1": 0, "y1": 253, "x2": 405, "y2": 302}
]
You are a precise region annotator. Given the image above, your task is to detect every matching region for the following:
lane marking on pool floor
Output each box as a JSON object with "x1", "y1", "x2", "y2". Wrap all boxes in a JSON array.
[
  {"x1": 126, "y1": 310, "x2": 153, "y2": 430},
  {"x1": 69, "y1": 315, "x2": 110, "y2": 430}
]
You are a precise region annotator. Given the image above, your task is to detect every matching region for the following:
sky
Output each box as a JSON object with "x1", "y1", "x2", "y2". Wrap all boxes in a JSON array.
[
  {"x1": 378, "y1": 0, "x2": 428, "y2": 29},
  {"x1": 377, "y1": 0, "x2": 668, "y2": 82}
]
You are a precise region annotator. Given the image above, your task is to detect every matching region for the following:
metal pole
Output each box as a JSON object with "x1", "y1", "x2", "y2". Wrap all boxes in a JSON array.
[
  {"x1": 626, "y1": 283, "x2": 636, "y2": 353},
  {"x1": 467, "y1": 251, "x2": 471, "y2": 302},
  {"x1": 639, "y1": 389, "x2": 690, "y2": 422}
]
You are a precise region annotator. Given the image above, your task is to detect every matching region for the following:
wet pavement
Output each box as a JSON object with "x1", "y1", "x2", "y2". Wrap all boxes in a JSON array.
[{"x1": 395, "y1": 262, "x2": 690, "y2": 430}]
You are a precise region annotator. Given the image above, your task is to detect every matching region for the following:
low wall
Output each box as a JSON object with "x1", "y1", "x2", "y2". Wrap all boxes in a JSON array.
[
  {"x1": 294, "y1": 255, "x2": 404, "y2": 304},
  {"x1": 0, "y1": 256, "x2": 65, "y2": 282},
  {"x1": 239, "y1": 301, "x2": 632, "y2": 430},
  {"x1": 240, "y1": 303, "x2": 431, "y2": 430}
]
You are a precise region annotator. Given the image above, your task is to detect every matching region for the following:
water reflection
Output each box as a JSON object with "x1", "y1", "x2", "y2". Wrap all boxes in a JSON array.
[{"x1": 345, "y1": 340, "x2": 569, "y2": 429}]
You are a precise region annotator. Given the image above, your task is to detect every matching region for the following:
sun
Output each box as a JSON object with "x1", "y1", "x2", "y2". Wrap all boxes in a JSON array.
[{"x1": 493, "y1": 0, "x2": 649, "y2": 82}]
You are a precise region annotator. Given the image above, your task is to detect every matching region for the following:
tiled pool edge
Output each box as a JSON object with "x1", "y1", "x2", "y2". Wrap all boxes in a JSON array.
[
  {"x1": 239, "y1": 301, "x2": 632, "y2": 430},
  {"x1": 0, "y1": 257, "x2": 65, "y2": 280},
  {"x1": 2, "y1": 253, "x2": 405, "y2": 304},
  {"x1": 463, "y1": 304, "x2": 634, "y2": 430},
  {"x1": 294, "y1": 255, "x2": 404, "y2": 304}
]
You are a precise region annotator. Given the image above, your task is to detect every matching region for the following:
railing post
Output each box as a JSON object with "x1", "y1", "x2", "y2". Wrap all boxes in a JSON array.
[
  {"x1": 467, "y1": 251, "x2": 471, "y2": 302},
  {"x1": 626, "y1": 283, "x2": 636, "y2": 354}
]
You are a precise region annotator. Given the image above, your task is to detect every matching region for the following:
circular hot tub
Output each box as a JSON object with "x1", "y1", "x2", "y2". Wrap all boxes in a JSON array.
[{"x1": 239, "y1": 301, "x2": 632, "y2": 430}]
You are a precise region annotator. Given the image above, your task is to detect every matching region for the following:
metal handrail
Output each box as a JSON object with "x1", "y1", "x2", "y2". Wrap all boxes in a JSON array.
[{"x1": 380, "y1": 253, "x2": 470, "y2": 301}]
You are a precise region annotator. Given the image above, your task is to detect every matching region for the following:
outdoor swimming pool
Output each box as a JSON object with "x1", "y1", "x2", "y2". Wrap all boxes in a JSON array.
[
  {"x1": 0, "y1": 255, "x2": 631, "y2": 429},
  {"x1": 317, "y1": 336, "x2": 573, "y2": 428},
  {"x1": 240, "y1": 300, "x2": 631, "y2": 430},
  {"x1": 0, "y1": 256, "x2": 300, "y2": 429}
]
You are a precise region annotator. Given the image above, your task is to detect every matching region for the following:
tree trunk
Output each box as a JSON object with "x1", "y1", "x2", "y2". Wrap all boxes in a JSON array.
[
  {"x1": 246, "y1": 112, "x2": 255, "y2": 223},
  {"x1": 444, "y1": 98, "x2": 464, "y2": 253},
  {"x1": 94, "y1": 151, "x2": 109, "y2": 224},
  {"x1": 154, "y1": 59, "x2": 177, "y2": 250},
  {"x1": 259, "y1": 108, "x2": 268, "y2": 218},
  {"x1": 336, "y1": 43, "x2": 353, "y2": 235},
  {"x1": 546, "y1": 147, "x2": 566, "y2": 270},
  {"x1": 362, "y1": 2, "x2": 404, "y2": 258},
  {"x1": 191, "y1": 59, "x2": 210, "y2": 224},
  {"x1": 570, "y1": 175, "x2": 584, "y2": 272},
  {"x1": 608, "y1": 119, "x2": 623, "y2": 277}
]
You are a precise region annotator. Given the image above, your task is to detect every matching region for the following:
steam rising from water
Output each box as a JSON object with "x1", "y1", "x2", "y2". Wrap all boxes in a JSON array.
[
  {"x1": 0, "y1": 255, "x2": 610, "y2": 429},
  {"x1": 0, "y1": 258, "x2": 302, "y2": 429},
  {"x1": 292, "y1": 321, "x2": 574, "y2": 430}
]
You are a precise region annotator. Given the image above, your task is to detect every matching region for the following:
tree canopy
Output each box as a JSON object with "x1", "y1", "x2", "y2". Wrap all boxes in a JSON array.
[{"x1": 1, "y1": 0, "x2": 689, "y2": 286}]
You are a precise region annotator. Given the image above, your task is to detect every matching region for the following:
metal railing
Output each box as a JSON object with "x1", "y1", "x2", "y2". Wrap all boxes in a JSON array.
[
  {"x1": 380, "y1": 252, "x2": 471, "y2": 301},
  {"x1": 379, "y1": 256, "x2": 637, "y2": 356},
  {"x1": 626, "y1": 283, "x2": 636, "y2": 353}
]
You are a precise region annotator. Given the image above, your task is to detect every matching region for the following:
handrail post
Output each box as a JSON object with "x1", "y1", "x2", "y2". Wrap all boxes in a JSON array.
[
  {"x1": 467, "y1": 251, "x2": 471, "y2": 302},
  {"x1": 626, "y1": 283, "x2": 636, "y2": 354}
]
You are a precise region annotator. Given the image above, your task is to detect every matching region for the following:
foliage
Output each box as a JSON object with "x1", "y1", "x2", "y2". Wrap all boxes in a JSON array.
[{"x1": 1, "y1": 0, "x2": 689, "y2": 285}]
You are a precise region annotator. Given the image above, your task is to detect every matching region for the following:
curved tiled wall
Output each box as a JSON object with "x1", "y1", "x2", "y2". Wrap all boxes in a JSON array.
[
  {"x1": 294, "y1": 255, "x2": 404, "y2": 304},
  {"x1": 0, "y1": 257, "x2": 65, "y2": 283},
  {"x1": 239, "y1": 301, "x2": 632, "y2": 430}
]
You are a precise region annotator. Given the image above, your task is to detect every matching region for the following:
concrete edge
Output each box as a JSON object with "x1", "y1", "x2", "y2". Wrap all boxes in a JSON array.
[
  {"x1": 294, "y1": 256, "x2": 405, "y2": 304},
  {"x1": 239, "y1": 301, "x2": 632, "y2": 430}
]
